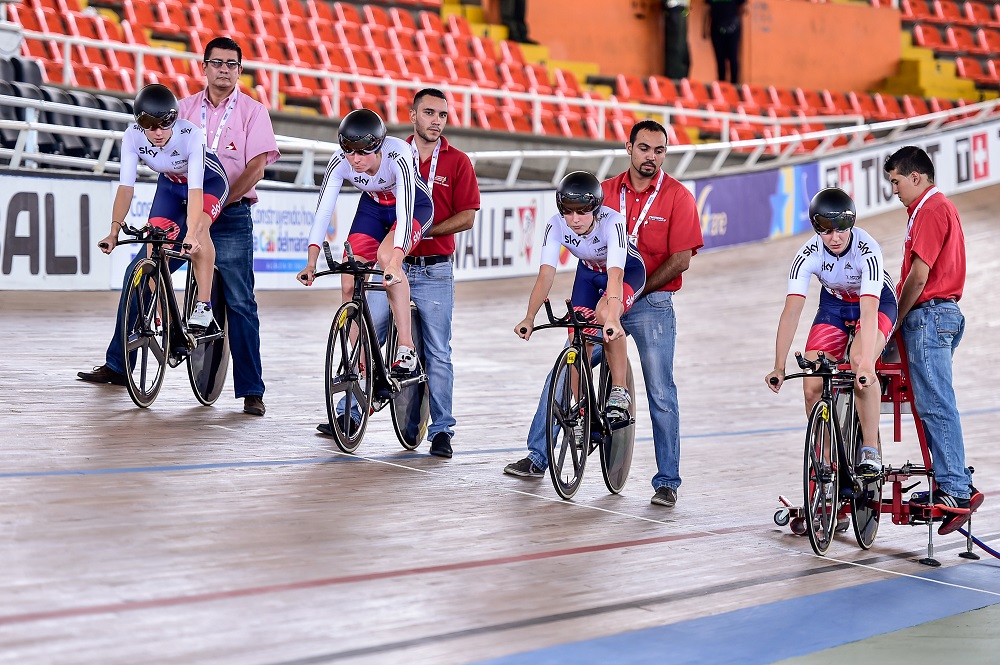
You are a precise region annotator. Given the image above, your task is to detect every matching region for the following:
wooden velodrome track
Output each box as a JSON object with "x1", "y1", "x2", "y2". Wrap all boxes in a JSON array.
[{"x1": 1, "y1": 185, "x2": 999, "y2": 664}]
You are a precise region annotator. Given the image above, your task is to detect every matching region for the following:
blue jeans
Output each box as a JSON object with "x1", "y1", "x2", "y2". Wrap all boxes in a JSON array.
[
  {"x1": 525, "y1": 290, "x2": 682, "y2": 491},
  {"x1": 902, "y1": 302, "x2": 970, "y2": 499},
  {"x1": 105, "y1": 202, "x2": 265, "y2": 398},
  {"x1": 342, "y1": 260, "x2": 457, "y2": 438}
]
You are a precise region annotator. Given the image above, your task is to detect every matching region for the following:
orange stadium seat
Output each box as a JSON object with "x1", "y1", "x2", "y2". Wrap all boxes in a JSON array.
[
  {"x1": 417, "y1": 31, "x2": 446, "y2": 58},
  {"x1": 418, "y1": 10, "x2": 444, "y2": 35},
  {"x1": 282, "y1": 0, "x2": 309, "y2": 20},
  {"x1": 553, "y1": 68, "x2": 582, "y2": 96},
  {"x1": 963, "y1": 1, "x2": 1000, "y2": 29},
  {"x1": 978, "y1": 28, "x2": 1000, "y2": 55},
  {"x1": 949, "y1": 26, "x2": 989, "y2": 56},
  {"x1": 333, "y1": 1, "x2": 362, "y2": 25},
  {"x1": 824, "y1": 89, "x2": 858, "y2": 115},
  {"x1": 768, "y1": 86, "x2": 797, "y2": 113},
  {"x1": 900, "y1": 0, "x2": 938, "y2": 22},
  {"x1": 499, "y1": 62, "x2": 529, "y2": 92},
  {"x1": 391, "y1": 31, "x2": 419, "y2": 54},
  {"x1": 363, "y1": 24, "x2": 392, "y2": 52},
  {"x1": 307, "y1": 0, "x2": 335, "y2": 22},
  {"x1": 364, "y1": 5, "x2": 391, "y2": 31},
  {"x1": 525, "y1": 63, "x2": 552, "y2": 95},
  {"x1": 647, "y1": 75, "x2": 682, "y2": 105},
  {"x1": 446, "y1": 13, "x2": 472, "y2": 37},
  {"x1": 740, "y1": 83, "x2": 773, "y2": 111},
  {"x1": 499, "y1": 40, "x2": 526, "y2": 66},
  {"x1": 615, "y1": 73, "x2": 651, "y2": 104},
  {"x1": 422, "y1": 54, "x2": 454, "y2": 83},
  {"x1": 400, "y1": 52, "x2": 428, "y2": 79},
  {"x1": 875, "y1": 93, "x2": 906, "y2": 119},
  {"x1": 475, "y1": 36, "x2": 498, "y2": 63},
  {"x1": 913, "y1": 24, "x2": 960, "y2": 54},
  {"x1": 682, "y1": 78, "x2": 714, "y2": 107},
  {"x1": 449, "y1": 58, "x2": 476, "y2": 86},
  {"x1": 955, "y1": 56, "x2": 998, "y2": 85},
  {"x1": 389, "y1": 7, "x2": 418, "y2": 35},
  {"x1": 937, "y1": 0, "x2": 977, "y2": 24},
  {"x1": 793, "y1": 88, "x2": 825, "y2": 115},
  {"x1": 444, "y1": 33, "x2": 476, "y2": 61},
  {"x1": 902, "y1": 94, "x2": 932, "y2": 116},
  {"x1": 473, "y1": 60, "x2": 503, "y2": 89}
]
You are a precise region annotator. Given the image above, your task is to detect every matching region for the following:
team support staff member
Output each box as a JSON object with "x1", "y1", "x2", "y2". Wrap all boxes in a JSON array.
[
  {"x1": 505, "y1": 120, "x2": 703, "y2": 508},
  {"x1": 80, "y1": 37, "x2": 280, "y2": 418},
  {"x1": 884, "y1": 145, "x2": 983, "y2": 535},
  {"x1": 765, "y1": 188, "x2": 898, "y2": 478},
  {"x1": 315, "y1": 89, "x2": 480, "y2": 458}
]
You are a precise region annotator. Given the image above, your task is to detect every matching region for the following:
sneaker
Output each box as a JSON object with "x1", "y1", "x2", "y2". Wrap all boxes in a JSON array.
[
  {"x1": 504, "y1": 457, "x2": 544, "y2": 478},
  {"x1": 969, "y1": 485, "x2": 985, "y2": 512},
  {"x1": 188, "y1": 301, "x2": 215, "y2": 329},
  {"x1": 429, "y1": 432, "x2": 453, "y2": 459},
  {"x1": 856, "y1": 446, "x2": 882, "y2": 479},
  {"x1": 390, "y1": 346, "x2": 418, "y2": 379},
  {"x1": 651, "y1": 486, "x2": 677, "y2": 507},
  {"x1": 606, "y1": 386, "x2": 631, "y2": 421},
  {"x1": 77, "y1": 364, "x2": 127, "y2": 386}
]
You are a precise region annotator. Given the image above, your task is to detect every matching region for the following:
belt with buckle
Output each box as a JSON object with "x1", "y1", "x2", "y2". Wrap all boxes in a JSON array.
[
  {"x1": 224, "y1": 197, "x2": 252, "y2": 210},
  {"x1": 912, "y1": 297, "x2": 957, "y2": 310},
  {"x1": 403, "y1": 254, "x2": 450, "y2": 266}
]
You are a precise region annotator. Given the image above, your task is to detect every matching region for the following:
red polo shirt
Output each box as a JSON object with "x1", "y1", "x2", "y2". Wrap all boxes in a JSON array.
[
  {"x1": 406, "y1": 135, "x2": 480, "y2": 257},
  {"x1": 900, "y1": 188, "x2": 966, "y2": 302},
  {"x1": 602, "y1": 170, "x2": 703, "y2": 291}
]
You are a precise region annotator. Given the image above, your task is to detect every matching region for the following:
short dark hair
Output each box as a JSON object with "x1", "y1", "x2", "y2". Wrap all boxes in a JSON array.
[
  {"x1": 629, "y1": 120, "x2": 668, "y2": 145},
  {"x1": 884, "y1": 145, "x2": 935, "y2": 182},
  {"x1": 412, "y1": 88, "x2": 447, "y2": 109},
  {"x1": 204, "y1": 37, "x2": 242, "y2": 63}
]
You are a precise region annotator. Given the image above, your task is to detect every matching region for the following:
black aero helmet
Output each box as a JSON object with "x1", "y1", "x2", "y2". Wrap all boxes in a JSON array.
[
  {"x1": 556, "y1": 171, "x2": 604, "y2": 215},
  {"x1": 338, "y1": 108, "x2": 387, "y2": 154},
  {"x1": 133, "y1": 83, "x2": 178, "y2": 130},
  {"x1": 808, "y1": 187, "x2": 856, "y2": 234}
]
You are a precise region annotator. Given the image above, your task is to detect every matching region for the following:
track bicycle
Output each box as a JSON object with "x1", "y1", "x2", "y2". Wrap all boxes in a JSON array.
[
  {"x1": 100, "y1": 223, "x2": 229, "y2": 408},
  {"x1": 523, "y1": 298, "x2": 636, "y2": 500},
  {"x1": 771, "y1": 351, "x2": 881, "y2": 555},
  {"x1": 302, "y1": 241, "x2": 429, "y2": 454}
]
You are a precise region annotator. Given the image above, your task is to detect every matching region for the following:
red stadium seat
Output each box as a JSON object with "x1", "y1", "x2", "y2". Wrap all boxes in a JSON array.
[
  {"x1": 902, "y1": 94, "x2": 932, "y2": 116},
  {"x1": 647, "y1": 76, "x2": 681, "y2": 105},
  {"x1": 525, "y1": 63, "x2": 552, "y2": 95},
  {"x1": 913, "y1": 24, "x2": 960, "y2": 54},
  {"x1": 875, "y1": 93, "x2": 906, "y2": 119},
  {"x1": 978, "y1": 28, "x2": 1000, "y2": 55},
  {"x1": 418, "y1": 10, "x2": 445, "y2": 35},
  {"x1": 499, "y1": 40, "x2": 526, "y2": 66},
  {"x1": 949, "y1": 26, "x2": 989, "y2": 56},
  {"x1": 963, "y1": 1, "x2": 1000, "y2": 29},
  {"x1": 955, "y1": 56, "x2": 998, "y2": 86},
  {"x1": 615, "y1": 73, "x2": 652, "y2": 104},
  {"x1": 333, "y1": 1, "x2": 362, "y2": 25},
  {"x1": 389, "y1": 7, "x2": 418, "y2": 35}
]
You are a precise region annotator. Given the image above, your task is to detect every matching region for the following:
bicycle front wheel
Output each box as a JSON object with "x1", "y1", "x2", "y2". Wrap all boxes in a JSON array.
[
  {"x1": 121, "y1": 259, "x2": 170, "y2": 408},
  {"x1": 325, "y1": 301, "x2": 373, "y2": 453},
  {"x1": 546, "y1": 346, "x2": 591, "y2": 500},
  {"x1": 804, "y1": 398, "x2": 839, "y2": 556}
]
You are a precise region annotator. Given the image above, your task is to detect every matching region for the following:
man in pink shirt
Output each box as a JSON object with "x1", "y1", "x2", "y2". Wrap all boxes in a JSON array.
[{"x1": 79, "y1": 37, "x2": 280, "y2": 417}]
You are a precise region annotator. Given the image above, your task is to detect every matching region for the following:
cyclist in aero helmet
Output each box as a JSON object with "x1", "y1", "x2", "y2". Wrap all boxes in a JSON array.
[
  {"x1": 515, "y1": 171, "x2": 647, "y2": 422},
  {"x1": 99, "y1": 83, "x2": 230, "y2": 330},
  {"x1": 765, "y1": 187, "x2": 898, "y2": 478},
  {"x1": 300, "y1": 108, "x2": 435, "y2": 410}
]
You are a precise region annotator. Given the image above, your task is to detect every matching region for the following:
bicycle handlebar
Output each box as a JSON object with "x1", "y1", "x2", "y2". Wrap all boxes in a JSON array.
[
  {"x1": 779, "y1": 351, "x2": 858, "y2": 384},
  {"x1": 101, "y1": 223, "x2": 187, "y2": 253},
  {"x1": 529, "y1": 299, "x2": 608, "y2": 344},
  {"x1": 307, "y1": 241, "x2": 383, "y2": 282}
]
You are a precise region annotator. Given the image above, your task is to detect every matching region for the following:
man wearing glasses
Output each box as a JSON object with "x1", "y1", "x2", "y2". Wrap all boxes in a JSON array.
[
  {"x1": 79, "y1": 37, "x2": 280, "y2": 418},
  {"x1": 764, "y1": 188, "x2": 897, "y2": 479}
]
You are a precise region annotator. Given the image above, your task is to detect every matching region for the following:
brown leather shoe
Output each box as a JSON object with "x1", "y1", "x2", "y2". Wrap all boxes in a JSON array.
[
  {"x1": 77, "y1": 365, "x2": 127, "y2": 386},
  {"x1": 243, "y1": 395, "x2": 266, "y2": 416}
]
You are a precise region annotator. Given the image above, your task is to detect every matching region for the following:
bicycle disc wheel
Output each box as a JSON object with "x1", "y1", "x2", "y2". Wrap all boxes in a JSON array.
[
  {"x1": 600, "y1": 358, "x2": 636, "y2": 494},
  {"x1": 846, "y1": 410, "x2": 882, "y2": 549},
  {"x1": 186, "y1": 266, "x2": 230, "y2": 406},
  {"x1": 804, "y1": 398, "x2": 839, "y2": 556},
  {"x1": 546, "y1": 346, "x2": 591, "y2": 500},
  {"x1": 387, "y1": 302, "x2": 429, "y2": 451},
  {"x1": 325, "y1": 301, "x2": 373, "y2": 453},
  {"x1": 122, "y1": 259, "x2": 170, "y2": 408}
]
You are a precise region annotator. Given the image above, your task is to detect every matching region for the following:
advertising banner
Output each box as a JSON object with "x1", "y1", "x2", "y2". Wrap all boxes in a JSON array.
[{"x1": 3, "y1": 116, "x2": 998, "y2": 291}]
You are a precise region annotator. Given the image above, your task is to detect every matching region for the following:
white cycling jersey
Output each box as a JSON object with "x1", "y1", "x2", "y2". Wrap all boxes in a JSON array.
[
  {"x1": 540, "y1": 205, "x2": 632, "y2": 272},
  {"x1": 308, "y1": 136, "x2": 430, "y2": 250},
  {"x1": 787, "y1": 227, "x2": 893, "y2": 301},
  {"x1": 118, "y1": 119, "x2": 207, "y2": 189}
]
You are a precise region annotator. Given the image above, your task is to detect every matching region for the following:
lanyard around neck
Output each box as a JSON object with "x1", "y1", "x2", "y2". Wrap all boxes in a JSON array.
[
  {"x1": 410, "y1": 139, "x2": 440, "y2": 195},
  {"x1": 905, "y1": 186, "x2": 939, "y2": 245},
  {"x1": 620, "y1": 170, "x2": 664, "y2": 243},
  {"x1": 201, "y1": 93, "x2": 238, "y2": 154}
]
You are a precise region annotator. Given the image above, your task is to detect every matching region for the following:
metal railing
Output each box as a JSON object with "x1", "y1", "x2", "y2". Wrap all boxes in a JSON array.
[
  {"x1": 4, "y1": 93, "x2": 999, "y2": 186},
  {"x1": 15, "y1": 28, "x2": 870, "y2": 142}
]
